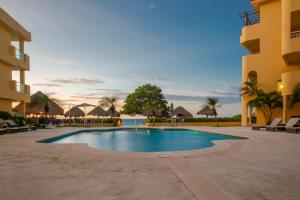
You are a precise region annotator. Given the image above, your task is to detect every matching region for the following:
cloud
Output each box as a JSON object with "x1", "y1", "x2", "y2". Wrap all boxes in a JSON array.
[
  {"x1": 95, "y1": 89, "x2": 123, "y2": 92},
  {"x1": 129, "y1": 74, "x2": 172, "y2": 85},
  {"x1": 47, "y1": 78, "x2": 105, "y2": 85},
  {"x1": 163, "y1": 85, "x2": 241, "y2": 104},
  {"x1": 165, "y1": 94, "x2": 240, "y2": 104},
  {"x1": 210, "y1": 85, "x2": 241, "y2": 96},
  {"x1": 44, "y1": 92, "x2": 58, "y2": 96},
  {"x1": 73, "y1": 90, "x2": 129, "y2": 99},
  {"x1": 33, "y1": 83, "x2": 63, "y2": 87}
]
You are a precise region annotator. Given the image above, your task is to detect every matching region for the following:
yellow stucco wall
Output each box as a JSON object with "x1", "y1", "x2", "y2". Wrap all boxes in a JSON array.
[
  {"x1": 241, "y1": 0, "x2": 300, "y2": 126},
  {"x1": 0, "y1": 8, "x2": 31, "y2": 114},
  {"x1": 282, "y1": 0, "x2": 300, "y2": 64}
]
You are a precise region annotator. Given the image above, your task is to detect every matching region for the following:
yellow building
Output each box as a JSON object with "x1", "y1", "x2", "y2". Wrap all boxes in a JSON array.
[
  {"x1": 241, "y1": 0, "x2": 300, "y2": 126},
  {"x1": 0, "y1": 8, "x2": 31, "y2": 115}
]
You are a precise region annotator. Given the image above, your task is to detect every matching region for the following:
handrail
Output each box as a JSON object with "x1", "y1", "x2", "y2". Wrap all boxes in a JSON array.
[
  {"x1": 15, "y1": 47, "x2": 25, "y2": 62},
  {"x1": 16, "y1": 82, "x2": 25, "y2": 93},
  {"x1": 240, "y1": 9, "x2": 260, "y2": 26},
  {"x1": 291, "y1": 30, "x2": 300, "y2": 39}
]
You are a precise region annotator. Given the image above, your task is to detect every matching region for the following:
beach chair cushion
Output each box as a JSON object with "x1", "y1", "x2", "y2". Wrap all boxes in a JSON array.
[
  {"x1": 286, "y1": 118, "x2": 300, "y2": 127},
  {"x1": 269, "y1": 118, "x2": 282, "y2": 126},
  {"x1": 6, "y1": 120, "x2": 18, "y2": 127}
]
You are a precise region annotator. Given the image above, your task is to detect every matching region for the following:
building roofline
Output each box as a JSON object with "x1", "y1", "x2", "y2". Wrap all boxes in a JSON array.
[
  {"x1": 250, "y1": 0, "x2": 278, "y2": 10},
  {"x1": 0, "y1": 7, "x2": 31, "y2": 42}
]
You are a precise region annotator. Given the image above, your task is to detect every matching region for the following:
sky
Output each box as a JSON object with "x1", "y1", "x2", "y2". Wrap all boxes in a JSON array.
[{"x1": 1, "y1": 0, "x2": 252, "y2": 116}]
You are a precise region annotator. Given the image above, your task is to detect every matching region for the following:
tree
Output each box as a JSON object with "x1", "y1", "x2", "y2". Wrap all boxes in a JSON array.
[
  {"x1": 290, "y1": 83, "x2": 300, "y2": 107},
  {"x1": 241, "y1": 79, "x2": 260, "y2": 97},
  {"x1": 205, "y1": 97, "x2": 221, "y2": 118},
  {"x1": 241, "y1": 79, "x2": 262, "y2": 122},
  {"x1": 123, "y1": 84, "x2": 168, "y2": 115},
  {"x1": 99, "y1": 97, "x2": 119, "y2": 117},
  {"x1": 248, "y1": 91, "x2": 282, "y2": 124}
]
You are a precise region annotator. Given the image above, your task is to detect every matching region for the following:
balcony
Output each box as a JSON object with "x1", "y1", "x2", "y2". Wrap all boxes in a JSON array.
[
  {"x1": 242, "y1": 53, "x2": 261, "y2": 81},
  {"x1": 9, "y1": 45, "x2": 30, "y2": 70},
  {"x1": 291, "y1": 30, "x2": 300, "y2": 39},
  {"x1": 240, "y1": 9, "x2": 260, "y2": 27},
  {"x1": 9, "y1": 80, "x2": 30, "y2": 102},
  {"x1": 240, "y1": 10, "x2": 261, "y2": 54}
]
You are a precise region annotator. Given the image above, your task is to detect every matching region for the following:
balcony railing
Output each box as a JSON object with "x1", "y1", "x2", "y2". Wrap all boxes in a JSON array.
[
  {"x1": 15, "y1": 47, "x2": 25, "y2": 62},
  {"x1": 16, "y1": 82, "x2": 25, "y2": 93},
  {"x1": 291, "y1": 30, "x2": 300, "y2": 39},
  {"x1": 240, "y1": 9, "x2": 260, "y2": 27}
]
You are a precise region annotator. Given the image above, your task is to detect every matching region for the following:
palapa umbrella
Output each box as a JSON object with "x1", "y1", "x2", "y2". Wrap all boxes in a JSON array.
[
  {"x1": 142, "y1": 108, "x2": 162, "y2": 117},
  {"x1": 64, "y1": 107, "x2": 85, "y2": 117},
  {"x1": 75, "y1": 103, "x2": 95, "y2": 126},
  {"x1": 106, "y1": 109, "x2": 120, "y2": 118},
  {"x1": 76, "y1": 103, "x2": 95, "y2": 116},
  {"x1": 14, "y1": 91, "x2": 64, "y2": 116},
  {"x1": 173, "y1": 106, "x2": 193, "y2": 118},
  {"x1": 88, "y1": 106, "x2": 108, "y2": 118},
  {"x1": 142, "y1": 108, "x2": 161, "y2": 126},
  {"x1": 197, "y1": 106, "x2": 216, "y2": 118}
]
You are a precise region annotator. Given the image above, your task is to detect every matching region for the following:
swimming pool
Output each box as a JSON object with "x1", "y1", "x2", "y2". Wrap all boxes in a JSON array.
[
  {"x1": 122, "y1": 119, "x2": 146, "y2": 126},
  {"x1": 40, "y1": 128, "x2": 244, "y2": 152}
]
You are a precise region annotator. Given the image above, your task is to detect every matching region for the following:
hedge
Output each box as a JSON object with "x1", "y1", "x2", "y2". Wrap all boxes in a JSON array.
[
  {"x1": 0, "y1": 111, "x2": 32, "y2": 126},
  {"x1": 62, "y1": 118, "x2": 116, "y2": 124},
  {"x1": 147, "y1": 117, "x2": 241, "y2": 123}
]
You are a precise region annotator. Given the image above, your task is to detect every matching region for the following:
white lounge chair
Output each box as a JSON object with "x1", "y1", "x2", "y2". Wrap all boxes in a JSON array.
[
  {"x1": 267, "y1": 118, "x2": 300, "y2": 132},
  {"x1": 252, "y1": 118, "x2": 282, "y2": 131},
  {"x1": 0, "y1": 128, "x2": 7, "y2": 135}
]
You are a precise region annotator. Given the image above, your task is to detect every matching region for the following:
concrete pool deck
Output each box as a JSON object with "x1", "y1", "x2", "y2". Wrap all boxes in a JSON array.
[{"x1": 0, "y1": 126, "x2": 299, "y2": 200}]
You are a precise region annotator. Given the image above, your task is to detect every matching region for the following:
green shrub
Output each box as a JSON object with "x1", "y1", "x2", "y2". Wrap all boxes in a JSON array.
[
  {"x1": 0, "y1": 111, "x2": 12, "y2": 120},
  {"x1": 0, "y1": 111, "x2": 32, "y2": 125},
  {"x1": 148, "y1": 117, "x2": 241, "y2": 123}
]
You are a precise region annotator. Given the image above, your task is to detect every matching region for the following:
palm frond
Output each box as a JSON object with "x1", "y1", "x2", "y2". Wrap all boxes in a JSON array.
[{"x1": 290, "y1": 83, "x2": 300, "y2": 107}]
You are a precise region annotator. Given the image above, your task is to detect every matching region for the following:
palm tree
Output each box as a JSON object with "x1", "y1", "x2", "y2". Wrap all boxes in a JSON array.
[
  {"x1": 248, "y1": 91, "x2": 282, "y2": 124},
  {"x1": 241, "y1": 79, "x2": 259, "y2": 97},
  {"x1": 205, "y1": 97, "x2": 221, "y2": 118},
  {"x1": 290, "y1": 83, "x2": 300, "y2": 107},
  {"x1": 99, "y1": 96, "x2": 119, "y2": 118},
  {"x1": 241, "y1": 79, "x2": 262, "y2": 123}
]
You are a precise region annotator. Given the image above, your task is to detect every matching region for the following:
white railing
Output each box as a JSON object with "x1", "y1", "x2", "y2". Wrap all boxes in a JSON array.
[
  {"x1": 16, "y1": 82, "x2": 25, "y2": 93},
  {"x1": 15, "y1": 47, "x2": 25, "y2": 62},
  {"x1": 291, "y1": 30, "x2": 300, "y2": 39}
]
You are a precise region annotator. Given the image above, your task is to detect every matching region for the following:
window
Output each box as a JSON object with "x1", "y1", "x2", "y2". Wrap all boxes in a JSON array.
[
  {"x1": 248, "y1": 71, "x2": 257, "y2": 81},
  {"x1": 291, "y1": 11, "x2": 300, "y2": 39}
]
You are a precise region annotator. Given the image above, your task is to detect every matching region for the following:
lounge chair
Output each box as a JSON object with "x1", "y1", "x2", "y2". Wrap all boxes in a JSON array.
[
  {"x1": 0, "y1": 128, "x2": 7, "y2": 135},
  {"x1": 6, "y1": 120, "x2": 28, "y2": 132},
  {"x1": 0, "y1": 118, "x2": 7, "y2": 128},
  {"x1": 252, "y1": 118, "x2": 282, "y2": 131},
  {"x1": 267, "y1": 118, "x2": 300, "y2": 132},
  {"x1": 286, "y1": 127, "x2": 300, "y2": 133},
  {"x1": 6, "y1": 119, "x2": 38, "y2": 131},
  {"x1": 286, "y1": 118, "x2": 300, "y2": 134}
]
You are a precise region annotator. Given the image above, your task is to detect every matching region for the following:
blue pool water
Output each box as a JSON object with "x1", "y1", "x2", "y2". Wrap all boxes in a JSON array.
[
  {"x1": 41, "y1": 129, "x2": 244, "y2": 152},
  {"x1": 122, "y1": 119, "x2": 145, "y2": 126}
]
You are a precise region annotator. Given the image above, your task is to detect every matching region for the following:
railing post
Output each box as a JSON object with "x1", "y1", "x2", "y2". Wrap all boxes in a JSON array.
[{"x1": 244, "y1": 12, "x2": 251, "y2": 26}]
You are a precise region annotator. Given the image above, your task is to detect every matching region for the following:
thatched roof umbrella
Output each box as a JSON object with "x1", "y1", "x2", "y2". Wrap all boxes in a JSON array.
[
  {"x1": 142, "y1": 108, "x2": 162, "y2": 126},
  {"x1": 197, "y1": 106, "x2": 216, "y2": 118},
  {"x1": 106, "y1": 110, "x2": 120, "y2": 117},
  {"x1": 65, "y1": 107, "x2": 85, "y2": 118},
  {"x1": 88, "y1": 106, "x2": 108, "y2": 117},
  {"x1": 173, "y1": 106, "x2": 193, "y2": 118},
  {"x1": 142, "y1": 108, "x2": 162, "y2": 117},
  {"x1": 14, "y1": 91, "x2": 64, "y2": 116}
]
